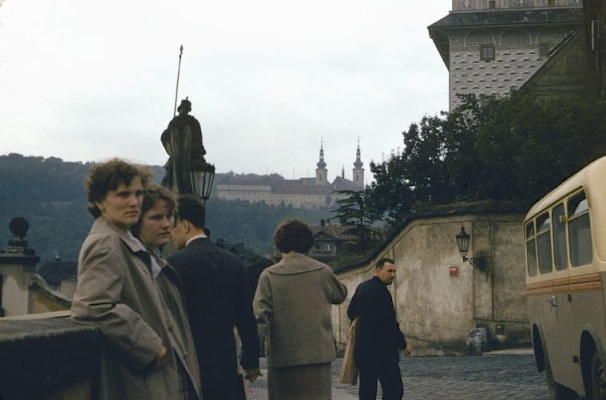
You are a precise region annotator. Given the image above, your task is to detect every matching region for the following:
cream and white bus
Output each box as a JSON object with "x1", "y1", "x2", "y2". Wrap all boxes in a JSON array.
[{"x1": 526, "y1": 156, "x2": 606, "y2": 400}]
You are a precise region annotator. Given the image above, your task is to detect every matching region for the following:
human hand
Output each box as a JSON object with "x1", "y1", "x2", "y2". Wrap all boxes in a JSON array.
[
  {"x1": 151, "y1": 345, "x2": 168, "y2": 370},
  {"x1": 245, "y1": 368, "x2": 262, "y2": 382},
  {"x1": 404, "y1": 342, "x2": 412, "y2": 356}
]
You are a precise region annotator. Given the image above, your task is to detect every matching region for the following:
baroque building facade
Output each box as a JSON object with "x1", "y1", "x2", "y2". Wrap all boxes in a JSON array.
[
  {"x1": 215, "y1": 143, "x2": 365, "y2": 209},
  {"x1": 429, "y1": 0, "x2": 585, "y2": 110}
]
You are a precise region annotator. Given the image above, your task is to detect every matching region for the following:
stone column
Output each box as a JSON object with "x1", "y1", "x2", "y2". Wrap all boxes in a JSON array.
[{"x1": 0, "y1": 217, "x2": 40, "y2": 316}]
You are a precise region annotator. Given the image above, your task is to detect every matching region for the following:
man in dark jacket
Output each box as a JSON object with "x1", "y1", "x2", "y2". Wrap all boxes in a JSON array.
[
  {"x1": 347, "y1": 257, "x2": 412, "y2": 400},
  {"x1": 168, "y1": 194, "x2": 261, "y2": 400}
]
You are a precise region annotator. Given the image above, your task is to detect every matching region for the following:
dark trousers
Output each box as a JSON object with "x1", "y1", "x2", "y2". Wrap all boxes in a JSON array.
[
  {"x1": 358, "y1": 360, "x2": 403, "y2": 400},
  {"x1": 201, "y1": 374, "x2": 246, "y2": 400}
]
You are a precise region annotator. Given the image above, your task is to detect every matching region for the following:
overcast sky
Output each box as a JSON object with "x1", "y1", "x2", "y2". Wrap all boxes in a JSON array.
[{"x1": 0, "y1": 0, "x2": 450, "y2": 182}]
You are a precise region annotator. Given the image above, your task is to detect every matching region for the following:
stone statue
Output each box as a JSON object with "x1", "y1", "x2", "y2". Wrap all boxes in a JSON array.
[{"x1": 161, "y1": 97, "x2": 207, "y2": 194}]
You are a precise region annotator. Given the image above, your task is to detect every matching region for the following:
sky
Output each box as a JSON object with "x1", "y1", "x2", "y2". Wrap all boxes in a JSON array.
[{"x1": 0, "y1": 0, "x2": 451, "y2": 182}]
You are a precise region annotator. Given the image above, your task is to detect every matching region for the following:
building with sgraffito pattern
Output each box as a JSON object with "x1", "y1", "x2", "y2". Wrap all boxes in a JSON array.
[{"x1": 429, "y1": 0, "x2": 585, "y2": 110}]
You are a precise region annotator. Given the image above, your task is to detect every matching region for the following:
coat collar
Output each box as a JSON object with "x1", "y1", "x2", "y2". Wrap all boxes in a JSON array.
[
  {"x1": 187, "y1": 236, "x2": 211, "y2": 247},
  {"x1": 90, "y1": 217, "x2": 147, "y2": 254},
  {"x1": 268, "y1": 252, "x2": 325, "y2": 275}
]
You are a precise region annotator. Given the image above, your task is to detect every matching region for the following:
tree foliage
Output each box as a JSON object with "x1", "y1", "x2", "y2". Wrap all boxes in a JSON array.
[
  {"x1": 367, "y1": 92, "x2": 606, "y2": 228},
  {"x1": 0, "y1": 154, "x2": 332, "y2": 264},
  {"x1": 330, "y1": 190, "x2": 382, "y2": 253}
]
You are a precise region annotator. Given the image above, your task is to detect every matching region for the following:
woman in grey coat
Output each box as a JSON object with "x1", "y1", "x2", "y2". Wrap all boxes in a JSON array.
[
  {"x1": 253, "y1": 218, "x2": 347, "y2": 400},
  {"x1": 71, "y1": 159, "x2": 197, "y2": 400}
]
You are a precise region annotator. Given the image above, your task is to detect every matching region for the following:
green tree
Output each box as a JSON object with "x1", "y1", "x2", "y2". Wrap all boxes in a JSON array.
[
  {"x1": 367, "y1": 91, "x2": 606, "y2": 234},
  {"x1": 331, "y1": 190, "x2": 382, "y2": 253}
]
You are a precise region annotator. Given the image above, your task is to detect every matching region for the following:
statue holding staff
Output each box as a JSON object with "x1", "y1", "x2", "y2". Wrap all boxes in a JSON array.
[{"x1": 161, "y1": 97, "x2": 207, "y2": 194}]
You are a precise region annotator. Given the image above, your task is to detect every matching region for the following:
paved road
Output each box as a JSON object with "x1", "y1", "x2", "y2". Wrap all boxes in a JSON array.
[{"x1": 246, "y1": 351, "x2": 556, "y2": 400}]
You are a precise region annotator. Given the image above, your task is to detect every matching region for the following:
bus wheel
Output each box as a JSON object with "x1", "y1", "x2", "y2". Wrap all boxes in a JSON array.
[
  {"x1": 546, "y1": 358, "x2": 575, "y2": 400},
  {"x1": 590, "y1": 352, "x2": 606, "y2": 400}
]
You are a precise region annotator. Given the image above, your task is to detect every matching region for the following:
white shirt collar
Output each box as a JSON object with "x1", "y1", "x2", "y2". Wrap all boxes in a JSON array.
[{"x1": 186, "y1": 233, "x2": 207, "y2": 247}]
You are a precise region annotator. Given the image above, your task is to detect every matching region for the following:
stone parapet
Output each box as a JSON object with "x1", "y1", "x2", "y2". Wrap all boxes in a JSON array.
[{"x1": 0, "y1": 313, "x2": 99, "y2": 400}]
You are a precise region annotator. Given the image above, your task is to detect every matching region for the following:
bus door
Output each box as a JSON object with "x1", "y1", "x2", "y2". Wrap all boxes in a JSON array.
[
  {"x1": 549, "y1": 201, "x2": 580, "y2": 390},
  {"x1": 534, "y1": 209, "x2": 570, "y2": 378}
]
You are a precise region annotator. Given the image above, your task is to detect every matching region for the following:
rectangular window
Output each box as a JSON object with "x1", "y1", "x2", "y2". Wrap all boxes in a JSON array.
[
  {"x1": 489, "y1": 0, "x2": 496, "y2": 8},
  {"x1": 552, "y1": 203, "x2": 568, "y2": 271},
  {"x1": 525, "y1": 221, "x2": 538, "y2": 277},
  {"x1": 480, "y1": 45, "x2": 496, "y2": 61},
  {"x1": 537, "y1": 212, "x2": 553, "y2": 274},
  {"x1": 548, "y1": 0, "x2": 555, "y2": 5},
  {"x1": 568, "y1": 191, "x2": 592, "y2": 267}
]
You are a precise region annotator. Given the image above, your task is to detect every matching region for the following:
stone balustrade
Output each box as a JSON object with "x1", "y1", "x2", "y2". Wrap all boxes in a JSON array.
[{"x1": 0, "y1": 311, "x2": 99, "y2": 400}]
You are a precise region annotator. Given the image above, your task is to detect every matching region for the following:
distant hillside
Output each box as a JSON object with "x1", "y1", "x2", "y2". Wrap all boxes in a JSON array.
[{"x1": 0, "y1": 154, "x2": 332, "y2": 265}]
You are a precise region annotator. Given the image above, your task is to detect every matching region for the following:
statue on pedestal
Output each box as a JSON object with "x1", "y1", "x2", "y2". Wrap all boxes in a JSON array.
[{"x1": 161, "y1": 97, "x2": 207, "y2": 194}]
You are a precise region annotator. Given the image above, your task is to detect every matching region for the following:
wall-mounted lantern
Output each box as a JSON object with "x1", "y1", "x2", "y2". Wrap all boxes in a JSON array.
[{"x1": 455, "y1": 225, "x2": 489, "y2": 278}]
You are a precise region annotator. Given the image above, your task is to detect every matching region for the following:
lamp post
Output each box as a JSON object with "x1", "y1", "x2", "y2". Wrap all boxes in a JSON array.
[
  {"x1": 189, "y1": 161, "x2": 216, "y2": 204},
  {"x1": 188, "y1": 162, "x2": 215, "y2": 230},
  {"x1": 455, "y1": 225, "x2": 489, "y2": 277}
]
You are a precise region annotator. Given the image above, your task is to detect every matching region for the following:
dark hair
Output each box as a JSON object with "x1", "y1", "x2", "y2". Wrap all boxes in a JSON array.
[
  {"x1": 273, "y1": 219, "x2": 314, "y2": 253},
  {"x1": 131, "y1": 184, "x2": 177, "y2": 238},
  {"x1": 176, "y1": 194, "x2": 205, "y2": 228},
  {"x1": 85, "y1": 158, "x2": 152, "y2": 218},
  {"x1": 375, "y1": 257, "x2": 395, "y2": 270}
]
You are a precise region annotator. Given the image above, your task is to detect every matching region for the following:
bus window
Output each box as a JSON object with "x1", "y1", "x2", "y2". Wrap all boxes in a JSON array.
[
  {"x1": 552, "y1": 203, "x2": 568, "y2": 271},
  {"x1": 537, "y1": 212, "x2": 553, "y2": 274},
  {"x1": 526, "y1": 221, "x2": 538, "y2": 277},
  {"x1": 568, "y1": 191, "x2": 592, "y2": 267}
]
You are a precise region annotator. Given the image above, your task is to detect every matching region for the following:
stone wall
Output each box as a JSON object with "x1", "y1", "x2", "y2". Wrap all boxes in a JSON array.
[
  {"x1": 334, "y1": 213, "x2": 529, "y2": 355},
  {"x1": 0, "y1": 312, "x2": 98, "y2": 400}
]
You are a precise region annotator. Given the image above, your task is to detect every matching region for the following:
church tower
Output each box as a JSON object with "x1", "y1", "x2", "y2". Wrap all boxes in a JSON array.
[
  {"x1": 352, "y1": 142, "x2": 365, "y2": 189},
  {"x1": 428, "y1": 0, "x2": 584, "y2": 110},
  {"x1": 315, "y1": 141, "x2": 328, "y2": 185}
]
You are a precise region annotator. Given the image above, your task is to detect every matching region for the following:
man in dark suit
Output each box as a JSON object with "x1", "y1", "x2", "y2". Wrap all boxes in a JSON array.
[
  {"x1": 347, "y1": 257, "x2": 412, "y2": 400},
  {"x1": 168, "y1": 194, "x2": 261, "y2": 400}
]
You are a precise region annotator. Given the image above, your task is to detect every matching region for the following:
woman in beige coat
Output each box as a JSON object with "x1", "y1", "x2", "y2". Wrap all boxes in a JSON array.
[
  {"x1": 131, "y1": 183, "x2": 202, "y2": 399},
  {"x1": 253, "y1": 218, "x2": 348, "y2": 400},
  {"x1": 71, "y1": 159, "x2": 198, "y2": 400}
]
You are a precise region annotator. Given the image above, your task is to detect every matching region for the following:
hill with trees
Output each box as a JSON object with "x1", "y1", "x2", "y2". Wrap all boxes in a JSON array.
[{"x1": 0, "y1": 154, "x2": 330, "y2": 265}]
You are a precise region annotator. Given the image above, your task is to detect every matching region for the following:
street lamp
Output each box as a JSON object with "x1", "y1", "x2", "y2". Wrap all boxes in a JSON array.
[
  {"x1": 455, "y1": 225, "x2": 489, "y2": 277},
  {"x1": 189, "y1": 161, "x2": 215, "y2": 204}
]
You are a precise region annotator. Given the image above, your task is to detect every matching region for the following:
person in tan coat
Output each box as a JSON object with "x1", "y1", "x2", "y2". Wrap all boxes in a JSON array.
[
  {"x1": 71, "y1": 159, "x2": 198, "y2": 400},
  {"x1": 253, "y1": 218, "x2": 347, "y2": 400},
  {"x1": 131, "y1": 184, "x2": 202, "y2": 399}
]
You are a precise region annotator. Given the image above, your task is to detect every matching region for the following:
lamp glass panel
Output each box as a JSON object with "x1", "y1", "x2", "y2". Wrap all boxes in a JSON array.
[{"x1": 456, "y1": 227, "x2": 470, "y2": 255}]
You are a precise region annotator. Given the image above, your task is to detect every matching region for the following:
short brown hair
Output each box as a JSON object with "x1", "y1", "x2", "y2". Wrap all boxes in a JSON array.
[
  {"x1": 274, "y1": 219, "x2": 314, "y2": 253},
  {"x1": 84, "y1": 158, "x2": 152, "y2": 218},
  {"x1": 131, "y1": 184, "x2": 177, "y2": 237}
]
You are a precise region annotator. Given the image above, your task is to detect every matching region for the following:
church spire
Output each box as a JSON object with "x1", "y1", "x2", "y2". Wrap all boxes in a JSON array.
[
  {"x1": 352, "y1": 138, "x2": 365, "y2": 188},
  {"x1": 315, "y1": 140, "x2": 328, "y2": 185}
]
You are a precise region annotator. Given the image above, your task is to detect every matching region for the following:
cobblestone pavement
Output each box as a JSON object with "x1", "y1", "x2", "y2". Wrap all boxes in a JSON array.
[{"x1": 246, "y1": 351, "x2": 560, "y2": 400}]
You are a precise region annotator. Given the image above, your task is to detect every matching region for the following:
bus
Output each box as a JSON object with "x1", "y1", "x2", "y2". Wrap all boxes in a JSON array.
[{"x1": 526, "y1": 156, "x2": 606, "y2": 400}]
